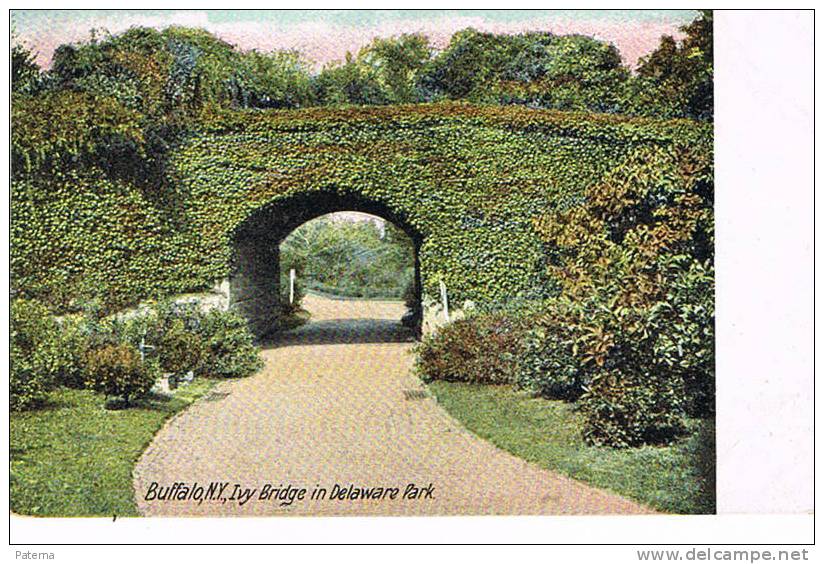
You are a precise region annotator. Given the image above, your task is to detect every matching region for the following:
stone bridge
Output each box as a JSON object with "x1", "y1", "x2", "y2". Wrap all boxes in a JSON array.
[{"x1": 156, "y1": 104, "x2": 710, "y2": 336}]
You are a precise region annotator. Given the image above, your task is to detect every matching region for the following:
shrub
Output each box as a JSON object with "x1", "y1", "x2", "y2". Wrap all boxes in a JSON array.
[
  {"x1": 79, "y1": 314, "x2": 126, "y2": 351},
  {"x1": 651, "y1": 257, "x2": 715, "y2": 417},
  {"x1": 84, "y1": 344, "x2": 157, "y2": 405},
  {"x1": 137, "y1": 300, "x2": 204, "y2": 339},
  {"x1": 515, "y1": 323, "x2": 583, "y2": 400},
  {"x1": 119, "y1": 300, "x2": 206, "y2": 375},
  {"x1": 578, "y1": 368, "x2": 687, "y2": 448},
  {"x1": 195, "y1": 309, "x2": 263, "y2": 379},
  {"x1": 10, "y1": 299, "x2": 81, "y2": 410},
  {"x1": 416, "y1": 313, "x2": 524, "y2": 385},
  {"x1": 115, "y1": 301, "x2": 261, "y2": 380},
  {"x1": 54, "y1": 316, "x2": 90, "y2": 388},
  {"x1": 157, "y1": 319, "x2": 205, "y2": 375},
  {"x1": 9, "y1": 358, "x2": 48, "y2": 412},
  {"x1": 529, "y1": 144, "x2": 713, "y2": 445},
  {"x1": 552, "y1": 295, "x2": 693, "y2": 446}
]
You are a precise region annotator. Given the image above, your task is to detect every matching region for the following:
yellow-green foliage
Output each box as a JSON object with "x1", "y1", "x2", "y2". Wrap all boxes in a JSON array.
[
  {"x1": 11, "y1": 102, "x2": 711, "y2": 312},
  {"x1": 12, "y1": 91, "x2": 144, "y2": 173}
]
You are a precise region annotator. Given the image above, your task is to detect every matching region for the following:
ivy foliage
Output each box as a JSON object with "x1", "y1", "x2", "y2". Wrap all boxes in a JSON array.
[
  {"x1": 12, "y1": 102, "x2": 711, "y2": 314},
  {"x1": 413, "y1": 120, "x2": 713, "y2": 447}
]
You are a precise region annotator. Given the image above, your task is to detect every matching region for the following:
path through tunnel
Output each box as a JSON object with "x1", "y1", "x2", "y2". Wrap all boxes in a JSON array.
[
  {"x1": 229, "y1": 191, "x2": 423, "y2": 342},
  {"x1": 268, "y1": 293, "x2": 417, "y2": 346}
]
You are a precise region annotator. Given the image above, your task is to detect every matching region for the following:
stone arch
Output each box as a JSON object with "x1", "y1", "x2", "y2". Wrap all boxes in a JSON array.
[
  {"x1": 228, "y1": 190, "x2": 423, "y2": 338},
  {"x1": 149, "y1": 105, "x2": 711, "y2": 343}
]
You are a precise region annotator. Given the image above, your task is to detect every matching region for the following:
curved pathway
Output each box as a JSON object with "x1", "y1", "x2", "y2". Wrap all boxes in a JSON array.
[{"x1": 134, "y1": 294, "x2": 652, "y2": 516}]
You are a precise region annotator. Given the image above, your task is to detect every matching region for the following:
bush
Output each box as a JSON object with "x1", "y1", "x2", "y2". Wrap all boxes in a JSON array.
[
  {"x1": 416, "y1": 313, "x2": 524, "y2": 385},
  {"x1": 527, "y1": 144, "x2": 713, "y2": 446},
  {"x1": 79, "y1": 313, "x2": 126, "y2": 351},
  {"x1": 578, "y1": 369, "x2": 687, "y2": 448},
  {"x1": 10, "y1": 299, "x2": 82, "y2": 410},
  {"x1": 120, "y1": 301, "x2": 260, "y2": 379},
  {"x1": 157, "y1": 319, "x2": 205, "y2": 375},
  {"x1": 9, "y1": 359, "x2": 48, "y2": 412},
  {"x1": 544, "y1": 295, "x2": 695, "y2": 447},
  {"x1": 84, "y1": 344, "x2": 157, "y2": 405},
  {"x1": 651, "y1": 258, "x2": 715, "y2": 417},
  {"x1": 54, "y1": 316, "x2": 90, "y2": 389},
  {"x1": 195, "y1": 309, "x2": 263, "y2": 379},
  {"x1": 10, "y1": 294, "x2": 262, "y2": 409},
  {"x1": 119, "y1": 301, "x2": 205, "y2": 376},
  {"x1": 515, "y1": 323, "x2": 583, "y2": 400}
]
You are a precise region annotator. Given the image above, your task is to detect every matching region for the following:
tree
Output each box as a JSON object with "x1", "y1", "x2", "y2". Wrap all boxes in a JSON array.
[
  {"x1": 417, "y1": 28, "x2": 521, "y2": 100},
  {"x1": 11, "y1": 42, "x2": 42, "y2": 95},
  {"x1": 232, "y1": 49, "x2": 314, "y2": 108},
  {"x1": 496, "y1": 34, "x2": 629, "y2": 112},
  {"x1": 312, "y1": 52, "x2": 389, "y2": 106},
  {"x1": 47, "y1": 26, "x2": 245, "y2": 119},
  {"x1": 625, "y1": 10, "x2": 713, "y2": 120},
  {"x1": 280, "y1": 216, "x2": 415, "y2": 299},
  {"x1": 359, "y1": 34, "x2": 432, "y2": 103},
  {"x1": 417, "y1": 29, "x2": 629, "y2": 113},
  {"x1": 16, "y1": 26, "x2": 244, "y2": 182}
]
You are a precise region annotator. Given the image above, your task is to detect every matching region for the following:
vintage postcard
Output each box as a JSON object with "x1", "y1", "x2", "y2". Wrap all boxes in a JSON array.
[{"x1": 7, "y1": 7, "x2": 814, "y2": 551}]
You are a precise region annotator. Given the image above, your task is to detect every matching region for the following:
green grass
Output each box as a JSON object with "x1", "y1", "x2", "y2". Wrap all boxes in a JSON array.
[
  {"x1": 427, "y1": 381, "x2": 716, "y2": 514},
  {"x1": 10, "y1": 379, "x2": 217, "y2": 517}
]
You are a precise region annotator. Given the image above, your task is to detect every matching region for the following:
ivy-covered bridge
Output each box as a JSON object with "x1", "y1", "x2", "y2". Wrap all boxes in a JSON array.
[{"x1": 11, "y1": 103, "x2": 711, "y2": 336}]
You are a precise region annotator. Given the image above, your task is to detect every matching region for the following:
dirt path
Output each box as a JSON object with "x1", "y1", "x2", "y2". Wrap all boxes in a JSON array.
[{"x1": 134, "y1": 294, "x2": 652, "y2": 516}]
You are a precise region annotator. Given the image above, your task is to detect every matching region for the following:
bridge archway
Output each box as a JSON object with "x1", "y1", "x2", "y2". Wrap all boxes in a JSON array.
[
  {"x1": 150, "y1": 105, "x2": 711, "y2": 343},
  {"x1": 229, "y1": 190, "x2": 423, "y2": 338}
]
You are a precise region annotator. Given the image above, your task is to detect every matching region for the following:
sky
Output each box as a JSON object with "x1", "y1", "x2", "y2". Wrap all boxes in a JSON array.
[{"x1": 12, "y1": 9, "x2": 699, "y2": 70}]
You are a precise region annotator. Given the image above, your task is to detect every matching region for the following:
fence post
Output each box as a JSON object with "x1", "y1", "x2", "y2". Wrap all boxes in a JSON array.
[
  {"x1": 439, "y1": 280, "x2": 449, "y2": 322},
  {"x1": 289, "y1": 268, "x2": 296, "y2": 304},
  {"x1": 138, "y1": 336, "x2": 155, "y2": 364}
]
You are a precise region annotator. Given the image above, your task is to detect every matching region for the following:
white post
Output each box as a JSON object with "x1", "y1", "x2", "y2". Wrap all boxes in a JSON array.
[
  {"x1": 439, "y1": 280, "x2": 449, "y2": 322},
  {"x1": 289, "y1": 268, "x2": 296, "y2": 304},
  {"x1": 138, "y1": 336, "x2": 155, "y2": 363}
]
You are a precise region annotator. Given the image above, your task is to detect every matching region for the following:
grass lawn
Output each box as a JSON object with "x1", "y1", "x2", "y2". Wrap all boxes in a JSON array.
[
  {"x1": 427, "y1": 381, "x2": 715, "y2": 514},
  {"x1": 10, "y1": 379, "x2": 217, "y2": 517}
]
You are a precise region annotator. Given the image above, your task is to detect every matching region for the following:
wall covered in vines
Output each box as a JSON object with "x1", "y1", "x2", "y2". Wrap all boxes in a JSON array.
[{"x1": 11, "y1": 102, "x2": 711, "y2": 314}]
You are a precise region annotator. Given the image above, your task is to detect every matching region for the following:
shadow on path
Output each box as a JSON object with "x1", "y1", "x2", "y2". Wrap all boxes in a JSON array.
[
  {"x1": 263, "y1": 293, "x2": 416, "y2": 347},
  {"x1": 263, "y1": 318, "x2": 415, "y2": 347}
]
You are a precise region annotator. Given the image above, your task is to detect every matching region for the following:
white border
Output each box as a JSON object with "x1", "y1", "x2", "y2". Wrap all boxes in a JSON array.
[{"x1": 715, "y1": 9, "x2": 814, "y2": 515}]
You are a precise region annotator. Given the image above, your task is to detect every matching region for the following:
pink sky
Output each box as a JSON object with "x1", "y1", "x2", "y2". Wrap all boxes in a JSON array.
[{"x1": 16, "y1": 10, "x2": 690, "y2": 70}]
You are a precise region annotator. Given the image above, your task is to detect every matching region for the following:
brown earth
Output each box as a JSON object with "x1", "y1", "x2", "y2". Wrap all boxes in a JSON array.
[{"x1": 133, "y1": 293, "x2": 653, "y2": 516}]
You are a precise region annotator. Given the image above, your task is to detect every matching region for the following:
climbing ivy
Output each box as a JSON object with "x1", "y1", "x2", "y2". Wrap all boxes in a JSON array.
[{"x1": 11, "y1": 102, "x2": 711, "y2": 313}]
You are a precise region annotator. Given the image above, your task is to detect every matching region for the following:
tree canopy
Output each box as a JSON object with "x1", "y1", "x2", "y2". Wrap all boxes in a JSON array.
[
  {"x1": 12, "y1": 11, "x2": 712, "y2": 128},
  {"x1": 281, "y1": 216, "x2": 415, "y2": 300},
  {"x1": 624, "y1": 10, "x2": 713, "y2": 120},
  {"x1": 10, "y1": 12, "x2": 713, "y2": 194}
]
